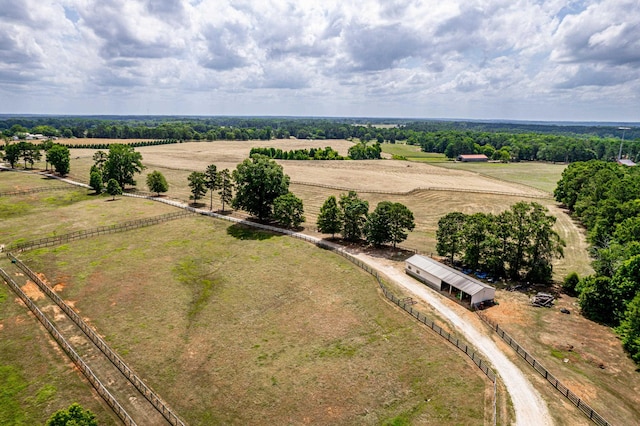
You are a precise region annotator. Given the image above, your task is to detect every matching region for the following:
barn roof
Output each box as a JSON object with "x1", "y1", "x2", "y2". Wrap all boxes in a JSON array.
[
  {"x1": 457, "y1": 154, "x2": 488, "y2": 160},
  {"x1": 406, "y1": 254, "x2": 494, "y2": 295}
]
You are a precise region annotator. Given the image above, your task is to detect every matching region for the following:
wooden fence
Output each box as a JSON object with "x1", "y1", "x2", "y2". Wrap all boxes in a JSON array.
[
  {"x1": 7, "y1": 210, "x2": 194, "y2": 252},
  {"x1": 7, "y1": 254, "x2": 187, "y2": 426},
  {"x1": 477, "y1": 313, "x2": 610, "y2": 426},
  {"x1": 0, "y1": 186, "x2": 71, "y2": 197},
  {"x1": 0, "y1": 267, "x2": 138, "y2": 426}
]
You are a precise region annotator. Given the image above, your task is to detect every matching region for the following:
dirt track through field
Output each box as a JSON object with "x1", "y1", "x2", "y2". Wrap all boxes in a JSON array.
[{"x1": 357, "y1": 259, "x2": 552, "y2": 426}]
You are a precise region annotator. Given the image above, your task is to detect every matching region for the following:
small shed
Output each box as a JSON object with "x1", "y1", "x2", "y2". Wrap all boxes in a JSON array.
[
  {"x1": 405, "y1": 254, "x2": 495, "y2": 307},
  {"x1": 457, "y1": 154, "x2": 488, "y2": 162}
]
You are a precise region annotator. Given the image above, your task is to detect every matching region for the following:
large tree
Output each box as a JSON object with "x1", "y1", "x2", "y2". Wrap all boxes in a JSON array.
[
  {"x1": 106, "y1": 178, "x2": 122, "y2": 200},
  {"x1": 188, "y1": 171, "x2": 207, "y2": 204},
  {"x1": 232, "y1": 155, "x2": 290, "y2": 220},
  {"x1": 146, "y1": 170, "x2": 168, "y2": 196},
  {"x1": 46, "y1": 403, "x2": 97, "y2": 426},
  {"x1": 46, "y1": 144, "x2": 70, "y2": 176},
  {"x1": 617, "y1": 292, "x2": 640, "y2": 363},
  {"x1": 317, "y1": 195, "x2": 342, "y2": 237},
  {"x1": 436, "y1": 212, "x2": 467, "y2": 264},
  {"x1": 18, "y1": 142, "x2": 41, "y2": 169},
  {"x1": 273, "y1": 192, "x2": 305, "y2": 228},
  {"x1": 435, "y1": 202, "x2": 563, "y2": 281},
  {"x1": 102, "y1": 144, "x2": 144, "y2": 189},
  {"x1": 339, "y1": 191, "x2": 369, "y2": 241},
  {"x1": 364, "y1": 201, "x2": 415, "y2": 247},
  {"x1": 3, "y1": 142, "x2": 21, "y2": 168},
  {"x1": 204, "y1": 164, "x2": 220, "y2": 210},
  {"x1": 218, "y1": 168, "x2": 233, "y2": 211},
  {"x1": 89, "y1": 166, "x2": 103, "y2": 194}
]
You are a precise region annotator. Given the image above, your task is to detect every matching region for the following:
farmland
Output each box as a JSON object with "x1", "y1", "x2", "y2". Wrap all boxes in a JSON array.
[
  {"x1": 1, "y1": 137, "x2": 638, "y2": 425},
  {"x1": 1, "y1": 173, "x2": 493, "y2": 424}
]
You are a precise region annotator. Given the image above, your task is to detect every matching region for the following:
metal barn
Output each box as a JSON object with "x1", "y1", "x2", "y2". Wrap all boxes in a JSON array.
[{"x1": 405, "y1": 254, "x2": 495, "y2": 307}]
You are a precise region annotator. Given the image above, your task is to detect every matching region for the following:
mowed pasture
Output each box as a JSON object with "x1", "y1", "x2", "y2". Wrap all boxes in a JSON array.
[
  {"x1": 61, "y1": 140, "x2": 591, "y2": 279},
  {"x1": 60, "y1": 139, "x2": 588, "y2": 278},
  {"x1": 0, "y1": 188, "x2": 492, "y2": 425}
]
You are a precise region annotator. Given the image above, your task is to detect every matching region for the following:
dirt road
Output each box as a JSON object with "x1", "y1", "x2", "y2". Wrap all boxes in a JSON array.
[{"x1": 354, "y1": 256, "x2": 553, "y2": 426}]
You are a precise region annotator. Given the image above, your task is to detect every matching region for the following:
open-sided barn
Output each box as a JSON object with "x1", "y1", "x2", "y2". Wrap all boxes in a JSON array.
[{"x1": 405, "y1": 254, "x2": 495, "y2": 308}]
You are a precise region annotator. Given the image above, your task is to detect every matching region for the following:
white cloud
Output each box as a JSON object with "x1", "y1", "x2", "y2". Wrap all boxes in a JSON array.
[{"x1": 0, "y1": 0, "x2": 637, "y2": 121}]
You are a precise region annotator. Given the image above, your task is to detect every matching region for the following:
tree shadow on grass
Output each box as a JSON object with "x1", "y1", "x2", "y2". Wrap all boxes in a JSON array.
[{"x1": 226, "y1": 223, "x2": 278, "y2": 241}]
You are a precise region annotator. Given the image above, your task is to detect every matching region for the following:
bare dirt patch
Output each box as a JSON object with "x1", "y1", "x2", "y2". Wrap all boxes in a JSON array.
[
  {"x1": 21, "y1": 281, "x2": 45, "y2": 300},
  {"x1": 481, "y1": 289, "x2": 640, "y2": 426}
]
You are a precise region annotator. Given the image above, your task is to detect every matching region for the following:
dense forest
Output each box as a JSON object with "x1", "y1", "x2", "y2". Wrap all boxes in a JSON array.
[
  {"x1": 555, "y1": 161, "x2": 640, "y2": 363},
  {"x1": 1, "y1": 116, "x2": 638, "y2": 164}
]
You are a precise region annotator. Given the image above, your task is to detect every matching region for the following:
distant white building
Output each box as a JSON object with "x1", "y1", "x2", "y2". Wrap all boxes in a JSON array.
[
  {"x1": 617, "y1": 158, "x2": 636, "y2": 167},
  {"x1": 405, "y1": 254, "x2": 495, "y2": 308}
]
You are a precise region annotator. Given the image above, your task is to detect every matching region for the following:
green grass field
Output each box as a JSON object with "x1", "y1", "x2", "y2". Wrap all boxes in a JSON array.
[
  {"x1": 434, "y1": 161, "x2": 566, "y2": 194},
  {"x1": 1, "y1": 184, "x2": 493, "y2": 425},
  {"x1": 380, "y1": 143, "x2": 567, "y2": 194},
  {"x1": 381, "y1": 143, "x2": 450, "y2": 162}
]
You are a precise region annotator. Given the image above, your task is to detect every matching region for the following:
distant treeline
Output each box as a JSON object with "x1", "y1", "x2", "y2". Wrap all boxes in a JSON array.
[
  {"x1": 1, "y1": 116, "x2": 638, "y2": 163},
  {"x1": 249, "y1": 142, "x2": 381, "y2": 161},
  {"x1": 58, "y1": 139, "x2": 181, "y2": 149},
  {"x1": 410, "y1": 130, "x2": 640, "y2": 163},
  {"x1": 250, "y1": 146, "x2": 344, "y2": 160}
]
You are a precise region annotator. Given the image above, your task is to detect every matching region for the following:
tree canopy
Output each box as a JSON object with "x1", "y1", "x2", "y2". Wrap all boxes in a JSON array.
[
  {"x1": 435, "y1": 202, "x2": 564, "y2": 282},
  {"x1": 188, "y1": 171, "x2": 207, "y2": 204},
  {"x1": 101, "y1": 144, "x2": 144, "y2": 189},
  {"x1": 46, "y1": 403, "x2": 97, "y2": 426},
  {"x1": 273, "y1": 192, "x2": 305, "y2": 228},
  {"x1": 556, "y1": 160, "x2": 640, "y2": 364},
  {"x1": 106, "y1": 178, "x2": 122, "y2": 200},
  {"x1": 364, "y1": 201, "x2": 415, "y2": 247},
  {"x1": 316, "y1": 195, "x2": 342, "y2": 237},
  {"x1": 338, "y1": 191, "x2": 369, "y2": 241},
  {"x1": 46, "y1": 144, "x2": 70, "y2": 176},
  {"x1": 146, "y1": 170, "x2": 168, "y2": 196},
  {"x1": 217, "y1": 169, "x2": 233, "y2": 212},
  {"x1": 232, "y1": 155, "x2": 290, "y2": 220}
]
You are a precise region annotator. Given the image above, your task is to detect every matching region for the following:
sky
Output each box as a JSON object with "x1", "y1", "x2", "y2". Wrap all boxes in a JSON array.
[{"x1": 1, "y1": 0, "x2": 639, "y2": 122}]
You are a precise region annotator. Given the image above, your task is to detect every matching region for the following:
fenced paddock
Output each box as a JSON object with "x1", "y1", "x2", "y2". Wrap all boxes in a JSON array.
[
  {"x1": 477, "y1": 313, "x2": 610, "y2": 426},
  {"x1": 7, "y1": 210, "x2": 194, "y2": 252},
  {"x1": 0, "y1": 185, "x2": 72, "y2": 197},
  {"x1": 0, "y1": 267, "x2": 137, "y2": 426},
  {"x1": 292, "y1": 180, "x2": 551, "y2": 199},
  {"x1": 5, "y1": 253, "x2": 186, "y2": 426}
]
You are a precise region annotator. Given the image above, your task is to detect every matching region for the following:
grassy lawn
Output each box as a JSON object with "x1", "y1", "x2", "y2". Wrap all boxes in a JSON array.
[
  {"x1": 380, "y1": 143, "x2": 567, "y2": 194},
  {"x1": 433, "y1": 161, "x2": 567, "y2": 194},
  {"x1": 381, "y1": 143, "x2": 449, "y2": 162},
  {"x1": 0, "y1": 177, "x2": 178, "y2": 248},
  {"x1": 1, "y1": 189, "x2": 492, "y2": 425}
]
